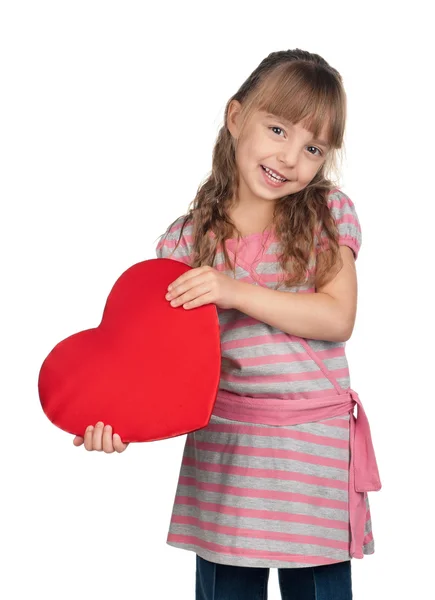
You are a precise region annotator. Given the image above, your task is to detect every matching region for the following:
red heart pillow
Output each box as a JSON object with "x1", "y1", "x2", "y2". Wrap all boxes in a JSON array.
[{"x1": 38, "y1": 258, "x2": 221, "y2": 443}]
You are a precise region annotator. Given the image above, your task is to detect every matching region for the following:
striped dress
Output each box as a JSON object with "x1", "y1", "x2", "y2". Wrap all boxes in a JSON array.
[{"x1": 155, "y1": 188, "x2": 375, "y2": 568}]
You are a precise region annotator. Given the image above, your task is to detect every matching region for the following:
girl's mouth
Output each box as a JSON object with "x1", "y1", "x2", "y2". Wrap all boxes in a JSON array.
[{"x1": 260, "y1": 165, "x2": 288, "y2": 187}]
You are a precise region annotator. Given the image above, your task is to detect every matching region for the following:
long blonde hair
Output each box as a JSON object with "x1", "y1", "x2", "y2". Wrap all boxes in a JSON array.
[{"x1": 168, "y1": 49, "x2": 347, "y2": 288}]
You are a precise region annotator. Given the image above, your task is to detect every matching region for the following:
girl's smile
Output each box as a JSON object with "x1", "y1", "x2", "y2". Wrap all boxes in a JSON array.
[{"x1": 260, "y1": 164, "x2": 289, "y2": 188}]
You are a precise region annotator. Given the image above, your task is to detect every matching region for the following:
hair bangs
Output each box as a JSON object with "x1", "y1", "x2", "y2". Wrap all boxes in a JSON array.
[{"x1": 243, "y1": 62, "x2": 346, "y2": 150}]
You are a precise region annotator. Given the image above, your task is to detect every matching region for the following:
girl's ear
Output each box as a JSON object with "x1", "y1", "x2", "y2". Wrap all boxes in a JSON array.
[{"x1": 227, "y1": 99, "x2": 242, "y2": 139}]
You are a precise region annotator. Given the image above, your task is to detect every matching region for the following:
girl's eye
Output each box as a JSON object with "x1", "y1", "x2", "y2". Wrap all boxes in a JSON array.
[
  {"x1": 269, "y1": 127, "x2": 323, "y2": 157},
  {"x1": 270, "y1": 126, "x2": 285, "y2": 137},
  {"x1": 307, "y1": 146, "x2": 322, "y2": 157}
]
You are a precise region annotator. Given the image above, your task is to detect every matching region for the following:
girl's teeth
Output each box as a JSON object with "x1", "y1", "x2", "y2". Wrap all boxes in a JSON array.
[{"x1": 263, "y1": 166, "x2": 286, "y2": 182}]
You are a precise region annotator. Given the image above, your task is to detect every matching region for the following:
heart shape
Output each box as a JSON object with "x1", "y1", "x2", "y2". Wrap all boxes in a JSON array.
[{"x1": 38, "y1": 258, "x2": 221, "y2": 443}]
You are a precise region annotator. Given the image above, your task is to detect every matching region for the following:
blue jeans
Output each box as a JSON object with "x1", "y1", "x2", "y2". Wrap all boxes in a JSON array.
[{"x1": 195, "y1": 555, "x2": 352, "y2": 600}]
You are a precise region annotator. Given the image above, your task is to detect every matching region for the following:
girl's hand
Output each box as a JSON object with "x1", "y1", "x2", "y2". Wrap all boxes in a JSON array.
[
  {"x1": 73, "y1": 422, "x2": 129, "y2": 453},
  {"x1": 166, "y1": 266, "x2": 240, "y2": 310}
]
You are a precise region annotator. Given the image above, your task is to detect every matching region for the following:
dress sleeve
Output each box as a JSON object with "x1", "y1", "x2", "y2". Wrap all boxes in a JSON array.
[
  {"x1": 155, "y1": 215, "x2": 193, "y2": 266},
  {"x1": 316, "y1": 189, "x2": 362, "y2": 260}
]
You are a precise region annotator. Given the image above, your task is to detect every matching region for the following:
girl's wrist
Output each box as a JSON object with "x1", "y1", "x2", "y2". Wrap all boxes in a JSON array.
[{"x1": 231, "y1": 279, "x2": 249, "y2": 312}]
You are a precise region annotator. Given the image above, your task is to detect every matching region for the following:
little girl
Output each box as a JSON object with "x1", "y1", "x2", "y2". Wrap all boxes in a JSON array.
[{"x1": 74, "y1": 48, "x2": 381, "y2": 599}]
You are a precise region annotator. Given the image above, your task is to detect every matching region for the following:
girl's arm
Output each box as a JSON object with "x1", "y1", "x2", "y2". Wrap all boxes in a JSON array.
[{"x1": 233, "y1": 246, "x2": 357, "y2": 342}]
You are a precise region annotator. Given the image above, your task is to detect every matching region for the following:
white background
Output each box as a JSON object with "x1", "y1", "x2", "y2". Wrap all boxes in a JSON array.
[{"x1": 1, "y1": 1, "x2": 433, "y2": 598}]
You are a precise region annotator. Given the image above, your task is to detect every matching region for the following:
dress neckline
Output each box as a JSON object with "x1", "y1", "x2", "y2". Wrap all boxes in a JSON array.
[
  {"x1": 208, "y1": 228, "x2": 276, "y2": 245},
  {"x1": 226, "y1": 228, "x2": 274, "y2": 242}
]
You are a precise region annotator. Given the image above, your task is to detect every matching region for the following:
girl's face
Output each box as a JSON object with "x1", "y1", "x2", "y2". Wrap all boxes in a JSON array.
[{"x1": 227, "y1": 100, "x2": 330, "y2": 206}]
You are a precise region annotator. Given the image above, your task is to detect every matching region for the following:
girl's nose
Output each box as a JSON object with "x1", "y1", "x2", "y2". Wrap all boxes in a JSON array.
[{"x1": 277, "y1": 146, "x2": 299, "y2": 170}]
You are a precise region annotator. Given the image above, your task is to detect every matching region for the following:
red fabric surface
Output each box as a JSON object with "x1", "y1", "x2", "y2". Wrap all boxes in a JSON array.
[{"x1": 38, "y1": 258, "x2": 221, "y2": 442}]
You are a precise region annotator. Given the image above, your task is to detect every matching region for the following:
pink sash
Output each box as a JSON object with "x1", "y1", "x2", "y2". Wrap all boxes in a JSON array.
[{"x1": 212, "y1": 337, "x2": 382, "y2": 559}]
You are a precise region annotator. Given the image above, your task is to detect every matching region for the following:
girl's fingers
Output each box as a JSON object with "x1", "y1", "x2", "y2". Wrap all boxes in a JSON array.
[
  {"x1": 76, "y1": 423, "x2": 129, "y2": 453},
  {"x1": 168, "y1": 272, "x2": 209, "y2": 299},
  {"x1": 168, "y1": 267, "x2": 209, "y2": 292},
  {"x1": 102, "y1": 425, "x2": 115, "y2": 453},
  {"x1": 92, "y1": 422, "x2": 104, "y2": 451},
  {"x1": 84, "y1": 425, "x2": 95, "y2": 451},
  {"x1": 113, "y1": 433, "x2": 129, "y2": 453},
  {"x1": 184, "y1": 291, "x2": 213, "y2": 309},
  {"x1": 170, "y1": 284, "x2": 211, "y2": 307}
]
